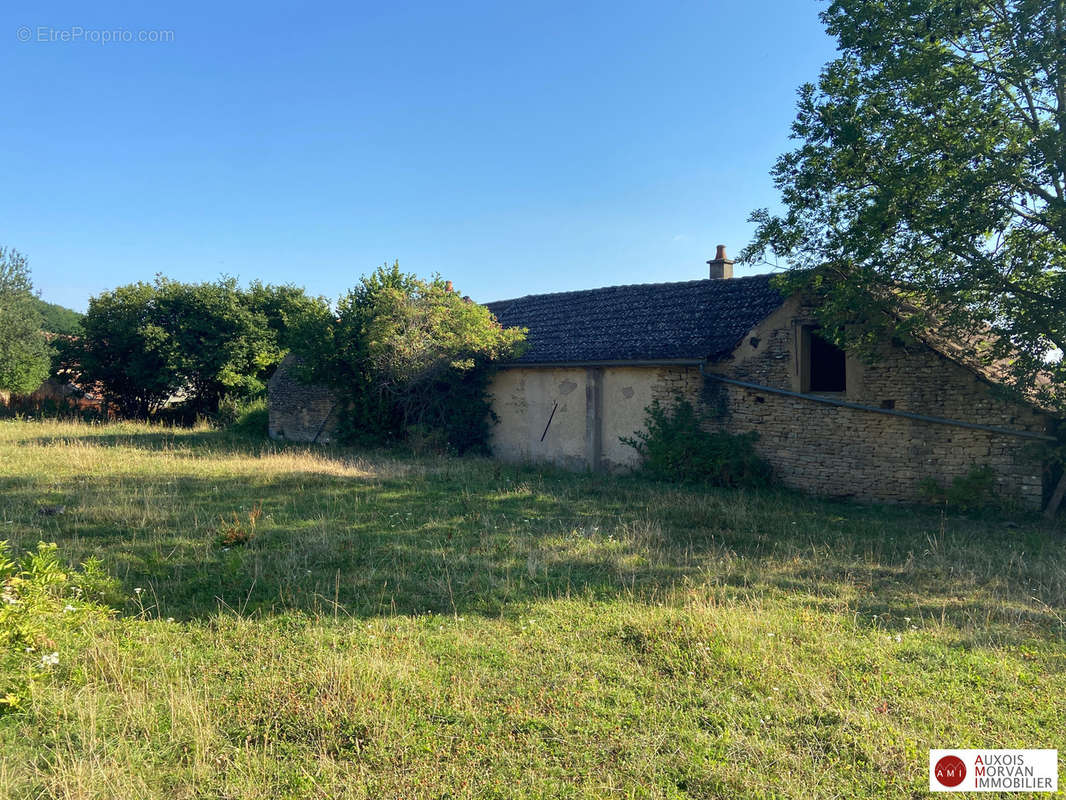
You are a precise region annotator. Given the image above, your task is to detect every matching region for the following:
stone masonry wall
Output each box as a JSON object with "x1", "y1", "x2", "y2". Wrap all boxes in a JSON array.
[
  {"x1": 698, "y1": 300, "x2": 1052, "y2": 510},
  {"x1": 267, "y1": 354, "x2": 341, "y2": 444}
]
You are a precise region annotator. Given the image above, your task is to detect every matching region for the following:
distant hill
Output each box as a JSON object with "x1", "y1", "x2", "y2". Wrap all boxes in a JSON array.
[{"x1": 34, "y1": 297, "x2": 84, "y2": 336}]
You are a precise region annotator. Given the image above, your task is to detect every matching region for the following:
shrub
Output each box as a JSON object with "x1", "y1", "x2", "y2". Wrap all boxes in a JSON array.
[
  {"x1": 220, "y1": 396, "x2": 269, "y2": 437},
  {"x1": 919, "y1": 465, "x2": 1003, "y2": 512},
  {"x1": 622, "y1": 398, "x2": 772, "y2": 488},
  {"x1": 0, "y1": 541, "x2": 121, "y2": 713},
  {"x1": 55, "y1": 278, "x2": 329, "y2": 419},
  {"x1": 404, "y1": 423, "x2": 449, "y2": 456},
  {"x1": 293, "y1": 263, "x2": 525, "y2": 454}
]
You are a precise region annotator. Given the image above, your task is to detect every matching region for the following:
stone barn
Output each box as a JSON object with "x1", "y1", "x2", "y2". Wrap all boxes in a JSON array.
[
  {"x1": 267, "y1": 354, "x2": 344, "y2": 444},
  {"x1": 268, "y1": 249, "x2": 1059, "y2": 511}
]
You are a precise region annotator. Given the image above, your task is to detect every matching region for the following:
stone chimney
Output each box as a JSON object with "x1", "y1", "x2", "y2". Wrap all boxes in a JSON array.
[{"x1": 707, "y1": 245, "x2": 733, "y2": 279}]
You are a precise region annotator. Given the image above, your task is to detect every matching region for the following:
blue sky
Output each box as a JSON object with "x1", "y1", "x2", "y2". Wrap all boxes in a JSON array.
[{"x1": 1, "y1": 1, "x2": 837, "y2": 311}]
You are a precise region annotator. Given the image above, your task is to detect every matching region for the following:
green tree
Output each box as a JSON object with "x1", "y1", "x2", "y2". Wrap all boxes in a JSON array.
[
  {"x1": 59, "y1": 278, "x2": 326, "y2": 418},
  {"x1": 742, "y1": 0, "x2": 1065, "y2": 411},
  {"x1": 152, "y1": 278, "x2": 273, "y2": 414},
  {"x1": 58, "y1": 282, "x2": 178, "y2": 417},
  {"x1": 296, "y1": 263, "x2": 525, "y2": 452},
  {"x1": 290, "y1": 263, "x2": 415, "y2": 444},
  {"x1": 245, "y1": 280, "x2": 330, "y2": 354},
  {"x1": 0, "y1": 248, "x2": 51, "y2": 394}
]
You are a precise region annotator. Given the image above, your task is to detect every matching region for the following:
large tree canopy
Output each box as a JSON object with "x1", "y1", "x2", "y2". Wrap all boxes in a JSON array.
[
  {"x1": 742, "y1": 0, "x2": 1065, "y2": 411},
  {"x1": 0, "y1": 248, "x2": 51, "y2": 395}
]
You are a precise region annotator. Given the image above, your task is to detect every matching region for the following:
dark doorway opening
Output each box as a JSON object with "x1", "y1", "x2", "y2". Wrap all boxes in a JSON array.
[{"x1": 809, "y1": 332, "x2": 846, "y2": 392}]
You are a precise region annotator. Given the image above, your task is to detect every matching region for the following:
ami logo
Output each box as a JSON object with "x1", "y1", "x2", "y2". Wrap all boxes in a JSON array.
[
  {"x1": 934, "y1": 755, "x2": 967, "y2": 788},
  {"x1": 929, "y1": 749, "x2": 1058, "y2": 793}
]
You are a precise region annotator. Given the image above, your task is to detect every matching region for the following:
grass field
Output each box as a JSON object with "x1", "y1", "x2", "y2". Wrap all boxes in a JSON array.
[{"x1": 0, "y1": 418, "x2": 1063, "y2": 799}]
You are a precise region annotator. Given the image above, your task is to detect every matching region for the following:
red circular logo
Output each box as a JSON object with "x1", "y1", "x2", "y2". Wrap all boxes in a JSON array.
[{"x1": 934, "y1": 755, "x2": 967, "y2": 787}]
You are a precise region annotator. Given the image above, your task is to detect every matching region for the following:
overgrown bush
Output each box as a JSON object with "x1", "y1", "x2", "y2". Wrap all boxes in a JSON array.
[
  {"x1": 919, "y1": 465, "x2": 1004, "y2": 512},
  {"x1": 622, "y1": 398, "x2": 772, "y2": 488},
  {"x1": 293, "y1": 263, "x2": 525, "y2": 454},
  {"x1": 0, "y1": 541, "x2": 121, "y2": 713},
  {"x1": 220, "y1": 396, "x2": 269, "y2": 437},
  {"x1": 55, "y1": 278, "x2": 328, "y2": 419}
]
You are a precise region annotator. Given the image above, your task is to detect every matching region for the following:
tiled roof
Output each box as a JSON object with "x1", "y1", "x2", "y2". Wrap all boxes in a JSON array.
[{"x1": 485, "y1": 273, "x2": 785, "y2": 364}]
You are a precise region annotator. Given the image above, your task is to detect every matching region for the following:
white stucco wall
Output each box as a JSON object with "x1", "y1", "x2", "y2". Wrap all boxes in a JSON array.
[
  {"x1": 600, "y1": 367, "x2": 662, "y2": 470},
  {"x1": 488, "y1": 365, "x2": 676, "y2": 472},
  {"x1": 488, "y1": 368, "x2": 591, "y2": 470}
]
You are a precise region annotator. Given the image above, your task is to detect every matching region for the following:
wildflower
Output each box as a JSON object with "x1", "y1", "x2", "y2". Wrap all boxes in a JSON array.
[
  {"x1": 894, "y1": 634, "x2": 902, "y2": 643},
  {"x1": 166, "y1": 617, "x2": 175, "y2": 623},
  {"x1": 134, "y1": 587, "x2": 143, "y2": 595},
  {"x1": 767, "y1": 632, "x2": 775, "y2": 637},
  {"x1": 63, "y1": 604, "x2": 76, "y2": 613},
  {"x1": 40, "y1": 652, "x2": 59, "y2": 667}
]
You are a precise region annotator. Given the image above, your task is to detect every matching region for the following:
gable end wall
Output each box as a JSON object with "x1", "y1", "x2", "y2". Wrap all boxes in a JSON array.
[
  {"x1": 267, "y1": 354, "x2": 342, "y2": 444},
  {"x1": 705, "y1": 299, "x2": 1051, "y2": 508}
]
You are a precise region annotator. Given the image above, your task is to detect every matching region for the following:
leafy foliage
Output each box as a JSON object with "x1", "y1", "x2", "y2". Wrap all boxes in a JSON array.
[
  {"x1": 220, "y1": 396, "x2": 269, "y2": 437},
  {"x1": 294, "y1": 263, "x2": 525, "y2": 453},
  {"x1": 918, "y1": 464, "x2": 1003, "y2": 512},
  {"x1": 0, "y1": 541, "x2": 120, "y2": 713},
  {"x1": 0, "y1": 248, "x2": 51, "y2": 395},
  {"x1": 57, "y1": 278, "x2": 328, "y2": 418},
  {"x1": 56, "y1": 282, "x2": 175, "y2": 418},
  {"x1": 742, "y1": 0, "x2": 1066, "y2": 411},
  {"x1": 622, "y1": 397, "x2": 772, "y2": 488},
  {"x1": 151, "y1": 277, "x2": 278, "y2": 414}
]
